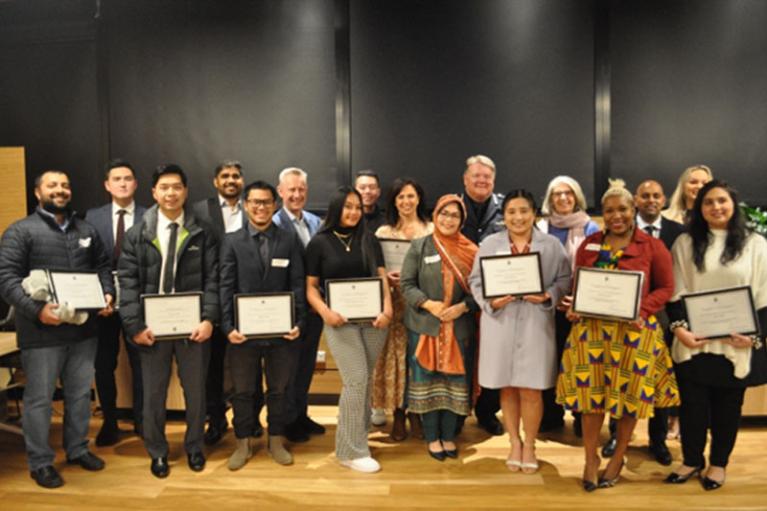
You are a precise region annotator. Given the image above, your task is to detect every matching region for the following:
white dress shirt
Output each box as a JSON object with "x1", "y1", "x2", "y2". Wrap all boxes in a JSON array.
[
  {"x1": 219, "y1": 194, "x2": 243, "y2": 233},
  {"x1": 112, "y1": 201, "x2": 136, "y2": 240},
  {"x1": 636, "y1": 214, "x2": 662, "y2": 238},
  {"x1": 157, "y1": 211, "x2": 184, "y2": 294}
]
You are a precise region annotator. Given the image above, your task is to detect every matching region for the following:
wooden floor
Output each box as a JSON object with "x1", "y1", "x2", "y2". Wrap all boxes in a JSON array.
[{"x1": 1, "y1": 406, "x2": 766, "y2": 510}]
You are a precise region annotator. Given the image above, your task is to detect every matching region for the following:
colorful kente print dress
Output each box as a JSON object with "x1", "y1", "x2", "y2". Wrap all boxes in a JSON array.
[{"x1": 556, "y1": 242, "x2": 680, "y2": 419}]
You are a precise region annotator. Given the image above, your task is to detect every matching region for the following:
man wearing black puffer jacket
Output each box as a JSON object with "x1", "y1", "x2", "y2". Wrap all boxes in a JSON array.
[
  {"x1": 0, "y1": 170, "x2": 114, "y2": 489},
  {"x1": 118, "y1": 164, "x2": 219, "y2": 479}
]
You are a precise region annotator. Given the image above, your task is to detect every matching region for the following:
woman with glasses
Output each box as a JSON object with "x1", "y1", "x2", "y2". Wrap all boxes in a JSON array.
[
  {"x1": 371, "y1": 178, "x2": 433, "y2": 441},
  {"x1": 400, "y1": 195, "x2": 478, "y2": 461},
  {"x1": 305, "y1": 186, "x2": 393, "y2": 473},
  {"x1": 469, "y1": 189, "x2": 571, "y2": 473}
]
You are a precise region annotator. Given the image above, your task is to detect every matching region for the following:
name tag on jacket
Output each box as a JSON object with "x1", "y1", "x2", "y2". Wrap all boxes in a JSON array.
[
  {"x1": 424, "y1": 254, "x2": 441, "y2": 264},
  {"x1": 585, "y1": 243, "x2": 601, "y2": 252},
  {"x1": 272, "y1": 258, "x2": 290, "y2": 268}
]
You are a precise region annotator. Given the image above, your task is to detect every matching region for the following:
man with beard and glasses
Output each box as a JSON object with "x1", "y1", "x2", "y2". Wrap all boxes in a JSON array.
[
  {"x1": 191, "y1": 160, "x2": 249, "y2": 445},
  {"x1": 0, "y1": 170, "x2": 114, "y2": 489}
]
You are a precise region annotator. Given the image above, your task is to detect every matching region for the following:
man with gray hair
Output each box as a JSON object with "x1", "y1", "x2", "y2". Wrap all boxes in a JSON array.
[{"x1": 273, "y1": 167, "x2": 325, "y2": 442}]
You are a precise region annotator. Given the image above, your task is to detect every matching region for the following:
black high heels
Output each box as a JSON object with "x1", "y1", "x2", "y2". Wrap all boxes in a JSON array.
[
  {"x1": 597, "y1": 458, "x2": 625, "y2": 488},
  {"x1": 701, "y1": 476, "x2": 725, "y2": 491},
  {"x1": 664, "y1": 465, "x2": 704, "y2": 484}
]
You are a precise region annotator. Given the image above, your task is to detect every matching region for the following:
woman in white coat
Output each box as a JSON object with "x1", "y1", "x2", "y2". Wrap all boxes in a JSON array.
[{"x1": 469, "y1": 189, "x2": 571, "y2": 473}]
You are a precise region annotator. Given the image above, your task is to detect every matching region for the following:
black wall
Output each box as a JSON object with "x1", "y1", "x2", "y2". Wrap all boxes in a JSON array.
[{"x1": 1, "y1": 0, "x2": 766, "y2": 215}]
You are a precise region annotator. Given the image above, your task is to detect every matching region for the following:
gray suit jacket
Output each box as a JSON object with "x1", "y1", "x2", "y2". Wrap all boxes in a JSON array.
[
  {"x1": 85, "y1": 202, "x2": 147, "y2": 262},
  {"x1": 400, "y1": 235, "x2": 478, "y2": 340}
]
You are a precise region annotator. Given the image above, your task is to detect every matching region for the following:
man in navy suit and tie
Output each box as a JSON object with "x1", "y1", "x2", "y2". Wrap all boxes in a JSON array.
[
  {"x1": 220, "y1": 180, "x2": 306, "y2": 468},
  {"x1": 273, "y1": 167, "x2": 325, "y2": 442},
  {"x1": 601, "y1": 179, "x2": 684, "y2": 465},
  {"x1": 85, "y1": 159, "x2": 146, "y2": 446},
  {"x1": 191, "y1": 160, "x2": 247, "y2": 445}
]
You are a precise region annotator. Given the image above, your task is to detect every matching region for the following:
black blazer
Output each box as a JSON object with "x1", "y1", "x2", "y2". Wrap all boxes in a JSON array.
[
  {"x1": 658, "y1": 217, "x2": 685, "y2": 251},
  {"x1": 218, "y1": 224, "x2": 306, "y2": 339},
  {"x1": 191, "y1": 197, "x2": 246, "y2": 245}
]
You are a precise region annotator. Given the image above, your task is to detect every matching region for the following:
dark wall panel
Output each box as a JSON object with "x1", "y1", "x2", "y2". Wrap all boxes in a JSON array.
[
  {"x1": 350, "y1": 0, "x2": 595, "y2": 207},
  {"x1": 611, "y1": 0, "x2": 767, "y2": 204},
  {"x1": 104, "y1": 0, "x2": 337, "y2": 210}
]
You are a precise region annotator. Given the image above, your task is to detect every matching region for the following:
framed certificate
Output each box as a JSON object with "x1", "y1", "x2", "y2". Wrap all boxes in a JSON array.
[
  {"x1": 479, "y1": 253, "x2": 544, "y2": 299},
  {"x1": 379, "y1": 239, "x2": 411, "y2": 273},
  {"x1": 46, "y1": 270, "x2": 106, "y2": 310},
  {"x1": 572, "y1": 267, "x2": 644, "y2": 321},
  {"x1": 326, "y1": 277, "x2": 383, "y2": 322},
  {"x1": 682, "y1": 286, "x2": 759, "y2": 339},
  {"x1": 141, "y1": 292, "x2": 202, "y2": 340},
  {"x1": 235, "y1": 292, "x2": 295, "y2": 339}
]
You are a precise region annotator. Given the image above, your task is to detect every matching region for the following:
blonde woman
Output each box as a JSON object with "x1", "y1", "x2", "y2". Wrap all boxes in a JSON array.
[{"x1": 662, "y1": 165, "x2": 713, "y2": 224}]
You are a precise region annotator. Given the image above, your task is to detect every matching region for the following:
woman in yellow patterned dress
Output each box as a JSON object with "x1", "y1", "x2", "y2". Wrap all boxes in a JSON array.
[
  {"x1": 556, "y1": 179, "x2": 680, "y2": 491},
  {"x1": 372, "y1": 178, "x2": 433, "y2": 440}
]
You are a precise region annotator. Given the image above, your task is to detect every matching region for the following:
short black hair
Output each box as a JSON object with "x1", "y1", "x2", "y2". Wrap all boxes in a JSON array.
[
  {"x1": 243, "y1": 180, "x2": 277, "y2": 202},
  {"x1": 214, "y1": 160, "x2": 243, "y2": 178},
  {"x1": 152, "y1": 164, "x2": 187, "y2": 187},
  {"x1": 103, "y1": 158, "x2": 136, "y2": 180},
  {"x1": 501, "y1": 189, "x2": 537, "y2": 213},
  {"x1": 34, "y1": 169, "x2": 69, "y2": 188},
  {"x1": 355, "y1": 169, "x2": 380, "y2": 185}
]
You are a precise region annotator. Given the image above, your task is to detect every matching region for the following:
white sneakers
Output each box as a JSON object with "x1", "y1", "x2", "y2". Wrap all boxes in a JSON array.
[
  {"x1": 340, "y1": 456, "x2": 381, "y2": 473},
  {"x1": 371, "y1": 408, "x2": 387, "y2": 426}
]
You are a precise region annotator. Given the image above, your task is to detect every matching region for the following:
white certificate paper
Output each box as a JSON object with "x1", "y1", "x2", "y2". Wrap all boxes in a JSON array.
[
  {"x1": 235, "y1": 293, "x2": 294, "y2": 338},
  {"x1": 683, "y1": 286, "x2": 759, "y2": 339},
  {"x1": 326, "y1": 278, "x2": 383, "y2": 322},
  {"x1": 142, "y1": 292, "x2": 202, "y2": 339},
  {"x1": 572, "y1": 267, "x2": 644, "y2": 321},
  {"x1": 47, "y1": 270, "x2": 106, "y2": 310},
  {"x1": 479, "y1": 253, "x2": 544, "y2": 298},
  {"x1": 379, "y1": 239, "x2": 412, "y2": 273}
]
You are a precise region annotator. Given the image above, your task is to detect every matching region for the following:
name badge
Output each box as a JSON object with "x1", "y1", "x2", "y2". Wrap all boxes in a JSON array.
[
  {"x1": 272, "y1": 258, "x2": 290, "y2": 268},
  {"x1": 79, "y1": 237, "x2": 92, "y2": 248},
  {"x1": 585, "y1": 243, "x2": 601, "y2": 252},
  {"x1": 424, "y1": 254, "x2": 441, "y2": 264}
]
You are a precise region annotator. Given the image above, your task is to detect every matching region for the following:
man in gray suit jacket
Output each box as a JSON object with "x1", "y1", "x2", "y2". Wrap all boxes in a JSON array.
[
  {"x1": 190, "y1": 160, "x2": 248, "y2": 445},
  {"x1": 85, "y1": 159, "x2": 146, "y2": 446},
  {"x1": 273, "y1": 167, "x2": 325, "y2": 442}
]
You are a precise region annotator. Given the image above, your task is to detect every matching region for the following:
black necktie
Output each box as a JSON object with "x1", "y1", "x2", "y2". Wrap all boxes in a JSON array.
[
  {"x1": 162, "y1": 222, "x2": 179, "y2": 293},
  {"x1": 257, "y1": 232, "x2": 269, "y2": 278},
  {"x1": 644, "y1": 225, "x2": 655, "y2": 237},
  {"x1": 113, "y1": 209, "x2": 126, "y2": 266}
]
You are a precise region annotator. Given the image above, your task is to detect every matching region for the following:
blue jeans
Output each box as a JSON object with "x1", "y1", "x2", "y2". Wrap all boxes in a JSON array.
[{"x1": 21, "y1": 337, "x2": 98, "y2": 471}]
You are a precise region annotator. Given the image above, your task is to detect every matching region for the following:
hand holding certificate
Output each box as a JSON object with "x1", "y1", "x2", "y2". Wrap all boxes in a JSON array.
[
  {"x1": 682, "y1": 286, "x2": 759, "y2": 340},
  {"x1": 47, "y1": 270, "x2": 106, "y2": 310},
  {"x1": 479, "y1": 253, "x2": 544, "y2": 299},
  {"x1": 325, "y1": 278, "x2": 384, "y2": 322},
  {"x1": 234, "y1": 292, "x2": 296, "y2": 340},
  {"x1": 572, "y1": 267, "x2": 644, "y2": 322},
  {"x1": 142, "y1": 292, "x2": 202, "y2": 340}
]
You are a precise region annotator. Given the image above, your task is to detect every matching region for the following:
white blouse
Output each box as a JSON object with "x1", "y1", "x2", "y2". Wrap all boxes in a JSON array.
[{"x1": 671, "y1": 230, "x2": 767, "y2": 378}]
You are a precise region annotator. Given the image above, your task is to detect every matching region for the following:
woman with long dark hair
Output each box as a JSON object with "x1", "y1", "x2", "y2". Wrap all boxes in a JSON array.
[
  {"x1": 400, "y1": 195, "x2": 478, "y2": 461},
  {"x1": 371, "y1": 178, "x2": 432, "y2": 440},
  {"x1": 665, "y1": 180, "x2": 767, "y2": 490},
  {"x1": 469, "y1": 190, "x2": 571, "y2": 473},
  {"x1": 305, "y1": 186, "x2": 393, "y2": 473}
]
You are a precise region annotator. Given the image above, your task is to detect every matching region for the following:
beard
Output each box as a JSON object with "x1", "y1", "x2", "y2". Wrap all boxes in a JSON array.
[{"x1": 41, "y1": 198, "x2": 73, "y2": 215}]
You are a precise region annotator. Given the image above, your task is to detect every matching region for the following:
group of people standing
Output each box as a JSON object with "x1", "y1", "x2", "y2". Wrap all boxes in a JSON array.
[{"x1": 1, "y1": 157, "x2": 764, "y2": 493}]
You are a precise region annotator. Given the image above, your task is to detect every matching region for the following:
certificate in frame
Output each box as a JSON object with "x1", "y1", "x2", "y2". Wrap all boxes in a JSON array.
[
  {"x1": 325, "y1": 277, "x2": 384, "y2": 322},
  {"x1": 479, "y1": 252, "x2": 544, "y2": 299},
  {"x1": 572, "y1": 267, "x2": 643, "y2": 321},
  {"x1": 141, "y1": 292, "x2": 202, "y2": 340},
  {"x1": 379, "y1": 239, "x2": 412, "y2": 273},
  {"x1": 46, "y1": 269, "x2": 106, "y2": 310},
  {"x1": 234, "y1": 292, "x2": 295, "y2": 339},
  {"x1": 682, "y1": 285, "x2": 759, "y2": 339}
]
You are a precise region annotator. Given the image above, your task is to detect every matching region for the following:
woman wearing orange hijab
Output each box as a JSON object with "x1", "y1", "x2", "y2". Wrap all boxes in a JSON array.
[{"x1": 400, "y1": 195, "x2": 479, "y2": 461}]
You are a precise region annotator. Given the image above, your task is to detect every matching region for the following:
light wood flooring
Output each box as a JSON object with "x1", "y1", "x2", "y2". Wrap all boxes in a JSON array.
[{"x1": 1, "y1": 406, "x2": 766, "y2": 510}]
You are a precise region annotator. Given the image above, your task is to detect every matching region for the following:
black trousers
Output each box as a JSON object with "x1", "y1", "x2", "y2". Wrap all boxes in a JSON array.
[
  {"x1": 541, "y1": 310, "x2": 571, "y2": 427},
  {"x1": 94, "y1": 313, "x2": 143, "y2": 425},
  {"x1": 140, "y1": 339, "x2": 210, "y2": 458},
  {"x1": 677, "y1": 374, "x2": 746, "y2": 468},
  {"x1": 286, "y1": 311, "x2": 323, "y2": 422},
  {"x1": 229, "y1": 340, "x2": 297, "y2": 437},
  {"x1": 205, "y1": 327, "x2": 230, "y2": 422}
]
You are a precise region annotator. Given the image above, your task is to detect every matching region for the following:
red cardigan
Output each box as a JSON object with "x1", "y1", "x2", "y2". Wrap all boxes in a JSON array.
[{"x1": 574, "y1": 228, "x2": 674, "y2": 319}]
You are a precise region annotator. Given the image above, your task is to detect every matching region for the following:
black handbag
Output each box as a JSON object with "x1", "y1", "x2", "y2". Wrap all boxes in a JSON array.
[{"x1": 745, "y1": 307, "x2": 767, "y2": 387}]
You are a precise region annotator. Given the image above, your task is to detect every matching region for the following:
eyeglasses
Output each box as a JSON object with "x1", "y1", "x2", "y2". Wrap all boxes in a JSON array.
[
  {"x1": 246, "y1": 199, "x2": 274, "y2": 208},
  {"x1": 553, "y1": 190, "x2": 574, "y2": 198},
  {"x1": 437, "y1": 211, "x2": 462, "y2": 220}
]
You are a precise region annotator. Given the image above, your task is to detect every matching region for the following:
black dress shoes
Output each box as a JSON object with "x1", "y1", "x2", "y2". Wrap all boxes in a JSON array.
[
  {"x1": 203, "y1": 417, "x2": 228, "y2": 446},
  {"x1": 285, "y1": 419, "x2": 310, "y2": 443},
  {"x1": 301, "y1": 416, "x2": 326, "y2": 435},
  {"x1": 444, "y1": 448, "x2": 458, "y2": 459},
  {"x1": 150, "y1": 457, "x2": 170, "y2": 478},
  {"x1": 649, "y1": 442, "x2": 673, "y2": 466},
  {"x1": 30, "y1": 465, "x2": 64, "y2": 489},
  {"x1": 428, "y1": 448, "x2": 447, "y2": 461},
  {"x1": 95, "y1": 420, "x2": 120, "y2": 447},
  {"x1": 187, "y1": 452, "x2": 206, "y2": 472},
  {"x1": 702, "y1": 476, "x2": 724, "y2": 491},
  {"x1": 601, "y1": 435, "x2": 617, "y2": 458},
  {"x1": 664, "y1": 465, "x2": 704, "y2": 484},
  {"x1": 477, "y1": 415, "x2": 504, "y2": 436},
  {"x1": 67, "y1": 451, "x2": 105, "y2": 471}
]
